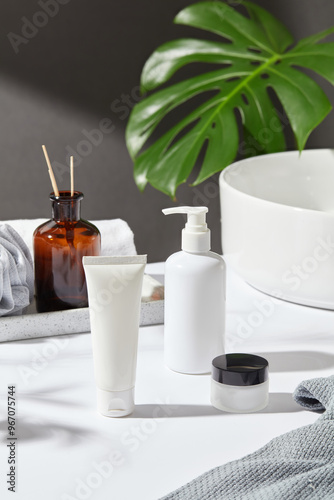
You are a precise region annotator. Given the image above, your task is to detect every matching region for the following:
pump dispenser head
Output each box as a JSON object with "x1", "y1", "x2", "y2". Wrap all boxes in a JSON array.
[{"x1": 162, "y1": 206, "x2": 211, "y2": 253}]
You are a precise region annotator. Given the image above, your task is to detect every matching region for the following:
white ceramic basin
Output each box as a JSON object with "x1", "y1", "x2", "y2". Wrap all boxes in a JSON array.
[{"x1": 220, "y1": 149, "x2": 334, "y2": 309}]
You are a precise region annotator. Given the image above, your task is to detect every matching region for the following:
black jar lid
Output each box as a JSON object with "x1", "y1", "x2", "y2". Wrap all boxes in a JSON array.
[{"x1": 212, "y1": 353, "x2": 269, "y2": 386}]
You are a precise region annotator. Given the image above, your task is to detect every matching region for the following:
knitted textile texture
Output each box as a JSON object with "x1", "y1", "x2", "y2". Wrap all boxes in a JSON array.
[
  {"x1": 161, "y1": 375, "x2": 334, "y2": 500},
  {"x1": 0, "y1": 224, "x2": 34, "y2": 316}
]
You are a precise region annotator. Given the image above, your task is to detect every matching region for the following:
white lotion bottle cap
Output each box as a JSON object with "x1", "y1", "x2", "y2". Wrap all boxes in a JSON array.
[
  {"x1": 97, "y1": 388, "x2": 134, "y2": 417},
  {"x1": 162, "y1": 206, "x2": 210, "y2": 253}
]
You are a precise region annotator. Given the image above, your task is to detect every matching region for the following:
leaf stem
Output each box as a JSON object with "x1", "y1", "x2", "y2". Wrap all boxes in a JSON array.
[
  {"x1": 165, "y1": 53, "x2": 281, "y2": 195},
  {"x1": 187, "y1": 53, "x2": 280, "y2": 156},
  {"x1": 209, "y1": 53, "x2": 280, "y2": 118}
]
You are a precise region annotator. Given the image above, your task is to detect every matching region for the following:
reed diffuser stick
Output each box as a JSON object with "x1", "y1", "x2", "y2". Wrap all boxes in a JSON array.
[
  {"x1": 42, "y1": 145, "x2": 60, "y2": 197},
  {"x1": 70, "y1": 156, "x2": 74, "y2": 196}
]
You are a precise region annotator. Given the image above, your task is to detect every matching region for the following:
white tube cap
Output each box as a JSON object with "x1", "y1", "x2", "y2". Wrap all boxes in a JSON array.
[{"x1": 96, "y1": 388, "x2": 135, "y2": 417}]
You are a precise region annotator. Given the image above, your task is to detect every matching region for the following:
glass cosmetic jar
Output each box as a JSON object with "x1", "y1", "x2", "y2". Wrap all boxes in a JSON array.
[{"x1": 211, "y1": 353, "x2": 269, "y2": 413}]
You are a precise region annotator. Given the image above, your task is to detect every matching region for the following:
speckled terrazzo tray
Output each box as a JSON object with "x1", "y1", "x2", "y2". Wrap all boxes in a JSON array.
[{"x1": 0, "y1": 274, "x2": 164, "y2": 343}]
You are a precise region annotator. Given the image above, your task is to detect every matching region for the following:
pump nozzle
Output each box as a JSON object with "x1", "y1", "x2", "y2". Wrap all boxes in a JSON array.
[{"x1": 162, "y1": 206, "x2": 210, "y2": 253}]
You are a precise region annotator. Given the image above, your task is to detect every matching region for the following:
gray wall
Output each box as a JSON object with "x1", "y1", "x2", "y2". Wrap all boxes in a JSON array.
[{"x1": 0, "y1": 0, "x2": 333, "y2": 262}]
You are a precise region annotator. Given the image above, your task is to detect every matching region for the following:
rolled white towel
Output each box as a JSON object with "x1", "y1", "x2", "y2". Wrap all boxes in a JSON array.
[
  {"x1": 0, "y1": 219, "x2": 137, "y2": 258},
  {"x1": 0, "y1": 224, "x2": 34, "y2": 316},
  {"x1": 93, "y1": 219, "x2": 137, "y2": 256}
]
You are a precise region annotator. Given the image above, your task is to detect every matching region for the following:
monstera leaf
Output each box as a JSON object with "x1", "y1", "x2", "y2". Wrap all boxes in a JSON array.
[{"x1": 126, "y1": 1, "x2": 334, "y2": 198}]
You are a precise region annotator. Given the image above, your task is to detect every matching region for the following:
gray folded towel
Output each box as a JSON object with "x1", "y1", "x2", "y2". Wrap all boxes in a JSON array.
[
  {"x1": 0, "y1": 224, "x2": 34, "y2": 316},
  {"x1": 161, "y1": 375, "x2": 334, "y2": 500}
]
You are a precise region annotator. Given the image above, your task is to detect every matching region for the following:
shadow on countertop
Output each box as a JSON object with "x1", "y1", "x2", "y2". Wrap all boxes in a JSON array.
[
  {"x1": 0, "y1": 418, "x2": 97, "y2": 445},
  {"x1": 131, "y1": 393, "x2": 302, "y2": 419},
  {"x1": 257, "y1": 351, "x2": 334, "y2": 372},
  {"x1": 260, "y1": 392, "x2": 302, "y2": 414}
]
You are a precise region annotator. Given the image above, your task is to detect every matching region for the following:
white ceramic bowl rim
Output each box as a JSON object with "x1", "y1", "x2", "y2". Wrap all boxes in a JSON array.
[{"x1": 220, "y1": 149, "x2": 334, "y2": 218}]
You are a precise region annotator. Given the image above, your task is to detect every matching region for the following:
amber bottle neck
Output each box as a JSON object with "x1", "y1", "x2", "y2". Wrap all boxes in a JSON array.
[{"x1": 50, "y1": 191, "x2": 83, "y2": 222}]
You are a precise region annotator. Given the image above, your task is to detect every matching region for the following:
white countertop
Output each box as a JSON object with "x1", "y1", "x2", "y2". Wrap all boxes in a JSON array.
[{"x1": 1, "y1": 262, "x2": 334, "y2": 500}]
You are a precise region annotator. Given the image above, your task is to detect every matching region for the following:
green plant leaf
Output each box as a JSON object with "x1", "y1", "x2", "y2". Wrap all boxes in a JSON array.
[
  {"x1": 243, "y1": 1, "x2": 294, "y2": 53},
  {"x1": 126, "y1": 1, "x2": 334, "y2": 198},
  {"x1": 174, "y1": 1, "x2": 275, "y2": 53},
  {"x1": 292, "y1": 26, "x2": 334, "y2": 49},
  {"x1": 284, "y1": 43, "x2": 334, "y2": 85},
  {"x1": 140, "y1": 39, "x2": 262, "y2": 92}
]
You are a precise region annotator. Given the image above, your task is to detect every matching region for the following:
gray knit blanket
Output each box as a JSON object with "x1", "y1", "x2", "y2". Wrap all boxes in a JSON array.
[
  {"x1": 161, "y1": 376, "x2": 334, "y2": 500},
  {"x1": 0, "y1": 224, "x2": 34, "y2": 316}
]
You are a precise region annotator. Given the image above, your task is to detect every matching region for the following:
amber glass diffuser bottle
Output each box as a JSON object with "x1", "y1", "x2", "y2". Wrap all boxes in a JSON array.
[{"x1": 34, "y1": 191, "x2": 101, "y2": 312}]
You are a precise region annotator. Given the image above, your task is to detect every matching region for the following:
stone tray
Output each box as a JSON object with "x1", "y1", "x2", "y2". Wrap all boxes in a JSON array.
[{"x1": 0, "y1": 274, "x2": 164, "y2": 342}]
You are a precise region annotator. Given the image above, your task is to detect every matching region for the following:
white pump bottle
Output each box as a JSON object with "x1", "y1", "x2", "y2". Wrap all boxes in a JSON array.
[{"x1": 162, "y1": 206, "x2": 226, "y2": 374}]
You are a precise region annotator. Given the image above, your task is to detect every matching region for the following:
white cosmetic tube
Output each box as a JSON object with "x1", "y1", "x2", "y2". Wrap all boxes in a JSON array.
[{"x1": 83, "y1": 255, "x2": 147, "y2": 417}]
